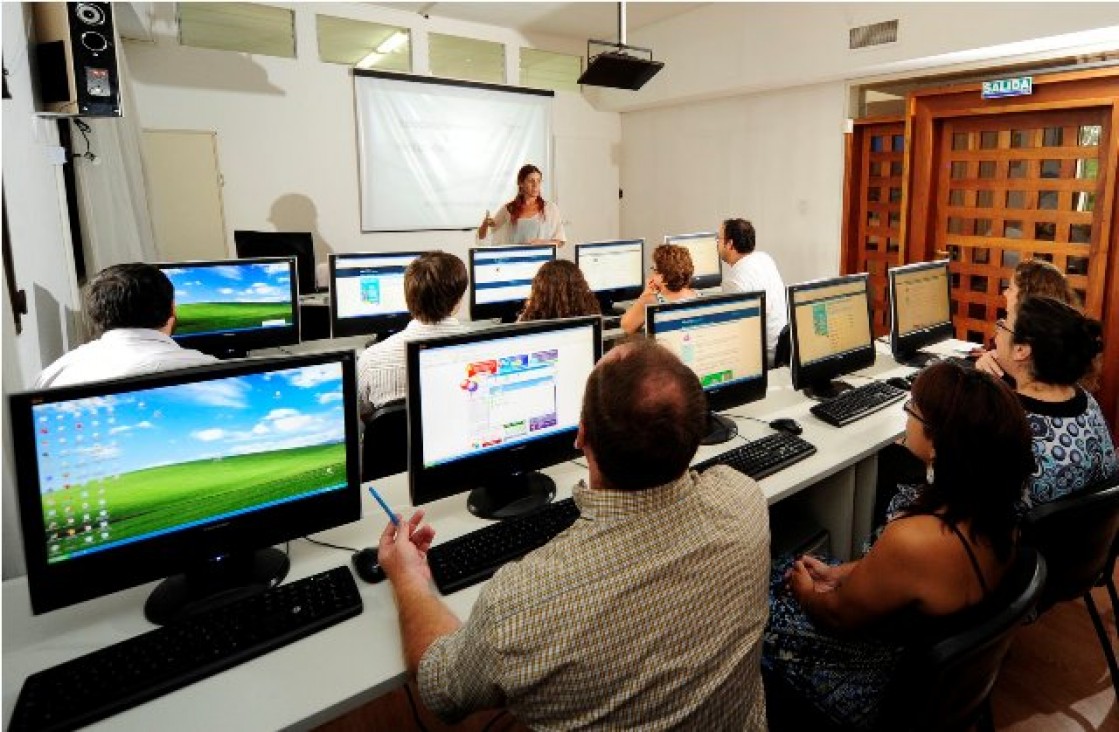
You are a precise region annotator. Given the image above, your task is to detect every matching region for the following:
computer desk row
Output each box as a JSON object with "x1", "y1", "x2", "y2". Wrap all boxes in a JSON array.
[{"x1": 0, "y1": 339, "x2": 974, "y2": 731}]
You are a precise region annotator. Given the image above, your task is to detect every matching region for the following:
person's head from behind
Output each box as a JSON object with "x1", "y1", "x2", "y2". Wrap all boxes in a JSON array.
[
  {"x1": 998, "y1": 295, "x2": 1103, "y2": 388},
  {"x1": 578, "y1": 338, "x2": 707, "y2": 491},
  {"x1": 902, "y1": 361, "x2": 1033, "y2": 560},
  {"x1": 521, "y1": 260, "x2": 600, "y2": 321},
  {"x1": 1007, "y1": 259, "x2": 1078, "y2": 314},
  {"x1": 718, "y1": 218, "x2": 756, "y2": 262},
  {"x1": 652, "y1": 244, "x2": 694, "y2": 293},
  {"x1": 404, "y1": 252, "x2": 468, "y2": 324},
  {"x1": 85, "y1": 263, "x2": 175, "y2": 336}
]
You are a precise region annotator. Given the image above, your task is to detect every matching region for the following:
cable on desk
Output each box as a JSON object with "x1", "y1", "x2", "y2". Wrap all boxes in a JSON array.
[
  {"x1": 568, "y1": 457, "x2": 589, "y2": 469},
  {"x1": 722, "y1": 412, "x2": 770, "y2": 427},
  {"x1": 404, "y1": 682, "x2": 431, "y2": 732},
  {"x1": 303, "y1": 536, "x2": 359, "y2": 553}
]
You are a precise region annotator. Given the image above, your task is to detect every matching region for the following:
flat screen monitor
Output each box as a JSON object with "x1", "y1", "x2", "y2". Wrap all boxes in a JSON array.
[
  {"x1": 664, "y1": 232, "x2": 722, "y2": 290},
  {"x1": 575, "y1": 238, "x2": 645, "y2": 311},
  {"x1": 889, "y1": 259, "x2": 953, "y2": 367},
  {"x1": 469, "y1": 245, "x2": 556, "y2": 323},
  {"x1": 788, "y1": 273, "x2": 875, "y2": 400},
  {"x1": 159, "y1": 257, "x2": 300, "y2": 359},
  {"x1": 647, "y1": 291, "x2": 768, "y2": 445},
  {"x1": 9, "y1": 351, "x2": 361, "y2": 625},
  {"x1": 407, "y1": 316, "x2": 602, "y2": 519},
  {"x1": 234, "y1": 230, "x2": 317, "y2": 295},
  {"x1": 329, "y1": 251, "x2": 426, "y2": 339}
]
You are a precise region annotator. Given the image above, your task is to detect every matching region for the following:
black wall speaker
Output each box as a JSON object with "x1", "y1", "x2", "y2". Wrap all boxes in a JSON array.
[{"x1": 33, "y1": 2, "x2": 121, "y2": 117}]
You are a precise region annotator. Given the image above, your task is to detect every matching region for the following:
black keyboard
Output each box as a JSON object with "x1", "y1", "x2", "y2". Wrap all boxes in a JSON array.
[
  {"x1": 693, "y1": 431, "x2": 817, "y2": 480},
  {"x1": 810, "y1": 380, "x2": 907, "y2": 427},
  {"x1": 11, "y1": 566, "x2": 362, "y2": 732},
  {"x1": 428, "y1": 498, "x2": 581, "y2": 594}
]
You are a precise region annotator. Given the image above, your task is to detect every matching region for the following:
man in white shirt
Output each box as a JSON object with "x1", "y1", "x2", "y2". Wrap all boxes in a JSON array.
[
  {"x1": 35, "y1": 263, "x2": 216, "y2": 388},
  {"x1": 356, "y1": 252, "x2": 469, "y2": 417},
  {"x1": 718, "y1": 218, "x2": 788, "y2": 366}
]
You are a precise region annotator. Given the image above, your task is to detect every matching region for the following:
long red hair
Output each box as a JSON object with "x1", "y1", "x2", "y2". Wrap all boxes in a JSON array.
[{"x1": 506, "y1": 164, "x2": 546, "y2": 220}]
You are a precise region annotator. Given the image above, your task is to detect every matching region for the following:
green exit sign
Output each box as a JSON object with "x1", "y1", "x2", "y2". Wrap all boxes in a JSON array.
[{"x1": 982, "y1": 77, "x2": 1033, "y2": 99}]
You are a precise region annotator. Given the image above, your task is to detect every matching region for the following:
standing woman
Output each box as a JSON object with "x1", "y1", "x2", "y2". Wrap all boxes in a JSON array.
[{"x1": 478, "y1": 164, "x2": 566, "y2": 247}]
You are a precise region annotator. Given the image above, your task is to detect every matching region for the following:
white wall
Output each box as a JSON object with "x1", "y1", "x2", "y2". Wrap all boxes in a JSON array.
[{"x1": 122, "y1": 2, "x2": 622, "y2": 268}]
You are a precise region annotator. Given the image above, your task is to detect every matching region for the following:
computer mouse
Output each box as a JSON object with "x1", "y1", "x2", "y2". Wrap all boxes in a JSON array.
[
  {"x1": 769, "y1": 418, "x2": 803, "y2": 436},
  {"x1": 886, "y1": 377, "x2": 912, "y2": 392},
  {"x1": 351, "y1": 547, "x2": 386, "y2": 584}
]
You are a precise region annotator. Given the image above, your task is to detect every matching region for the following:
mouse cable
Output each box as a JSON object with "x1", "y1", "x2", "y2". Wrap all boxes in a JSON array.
[
  {"x1": 302, "y1": 536, "x2": 360, "y2": 553},
  {"x1": 403, "y1": 682, "x2": 431, "y2": 732},
  {"x1": 722, "y1": 412, "x2": 769, "y2": 427}
]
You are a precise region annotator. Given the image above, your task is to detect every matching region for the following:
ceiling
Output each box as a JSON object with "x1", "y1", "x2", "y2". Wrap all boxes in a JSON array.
[{"x1": 369, "y1": 2, "x2": 705, "y2": 41}]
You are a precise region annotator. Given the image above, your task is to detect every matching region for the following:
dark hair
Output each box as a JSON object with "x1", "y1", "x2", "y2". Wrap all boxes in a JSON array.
[
  {"x1": 85, "y1": 263, "x2": 175, "y2": 333},
  {"x1": 520, "y1": 260, "x2": 600, "y2": 321},
  {"x1": 581, "y1": 338, "x2": 707, "y2": 490},
  {"x1": 1012, "y1": 296, "x2": 1103, "y2": 386},
  {"x1": 404, "y1": 252, "x2": 467, "y2": 324},
  {"x1": 652, "y1": 244, "x2": 694, "y2": 292},
  {"x1": 722, "y1": 218, "x2": 756, "y2": 255},
  {"x1": 1014, "y1": 259, "x2": 1079, "y2": 306},
  {"x1": 903, "y1": 361, "x2": 1034, "y2": 561},
  {"x1": 507, "y1": 164, "x2": 546, "y2": 221}
]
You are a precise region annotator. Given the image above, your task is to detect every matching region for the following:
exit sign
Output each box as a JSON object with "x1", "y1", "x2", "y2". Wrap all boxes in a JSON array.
[{"x1": 982, "y1": 77, "x2": 1033, "y2": 99}]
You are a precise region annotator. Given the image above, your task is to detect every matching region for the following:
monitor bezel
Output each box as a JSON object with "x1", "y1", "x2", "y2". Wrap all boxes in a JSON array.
[
  {"x1": 468, "y1": 244, "x2": 557, "y2": 322},
  {"x1": 664, "y1": 232, "x2": 723, "y2": 290},
  {"x1": 888, "y1": 259, "x2": 954, "y2": 361},
  {"x1": 574, "y1": 238, "x2": 646, "y2": 307},
  {"x1": 233, "y1": 230, "x2": 317, "y2": 295},
  {"x1": 328, "y1": 250, "x2": 428, "y2": 339},
  {"x1": 788, "y1": 273, "x2": 876, "y2": 392},
  {"x1": 159, "y1": 257, "x2": 301, "y2": 358},
  {"x1": 10, "y1": 351, "x2": 362, "y2": 616},
  {"x1": 406, "y1": 316, "x2": 603, "y2": 507},
  {"x1": 646, "y1": 291, "x2": 768, "y2": 413}
]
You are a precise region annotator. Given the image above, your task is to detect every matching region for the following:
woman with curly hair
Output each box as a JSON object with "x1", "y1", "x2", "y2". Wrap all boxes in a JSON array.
[
  {"x1": 620, "y1": 244, "x2": 699, "y2": 334},
  {"x1": 519, "y1": 260, "x2": 601, "y2": 321}
]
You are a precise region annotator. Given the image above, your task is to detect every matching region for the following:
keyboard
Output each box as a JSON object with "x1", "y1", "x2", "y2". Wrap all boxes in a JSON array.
[
  {"x1": 693, "y1": 431, "x2": 817, "y2": 480},
  {"x1": 11, "y1": 566, "x2": 362, "y2": 732},
  {"x1": 428, "y1": 498, "x2": 581, "y2": 594},
  {"x1": 809, "y1": 380, "x2": 907, "y2": 427}
]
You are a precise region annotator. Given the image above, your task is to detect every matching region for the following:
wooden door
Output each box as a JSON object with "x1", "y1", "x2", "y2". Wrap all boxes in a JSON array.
[
  {"x1": 932, "y1": 109, "x2": 1108, "y2": 343},
  {"x1": 141, "y1": 130, "x2": 228, "y2": 262}
]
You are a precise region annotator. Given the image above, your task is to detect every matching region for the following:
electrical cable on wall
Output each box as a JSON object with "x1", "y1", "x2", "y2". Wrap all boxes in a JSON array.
[{"x1": 72, "y1": 118, "x2": 99, "y2": 164}]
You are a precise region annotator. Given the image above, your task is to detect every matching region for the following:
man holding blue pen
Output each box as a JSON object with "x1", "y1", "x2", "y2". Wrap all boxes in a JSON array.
[{"x1": 378, "y1": 339, "x2": 770, "y2": 729}]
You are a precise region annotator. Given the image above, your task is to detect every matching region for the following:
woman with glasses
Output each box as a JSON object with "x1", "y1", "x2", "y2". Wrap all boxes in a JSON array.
[
  {"x1": 763, "y1": 362, "x2": 1034, "y2": 729},
  {"x1": 518, "y1": 260, "x2": 601, "y2": 322},
  {"x1": 619, "y1": 244, "x2": 699, "y2": 334}
]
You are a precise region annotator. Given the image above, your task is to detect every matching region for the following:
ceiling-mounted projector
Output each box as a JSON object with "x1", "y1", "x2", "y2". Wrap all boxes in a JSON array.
[{"x1": 577, "y1": 3, "x2": 664, "y2": 91}]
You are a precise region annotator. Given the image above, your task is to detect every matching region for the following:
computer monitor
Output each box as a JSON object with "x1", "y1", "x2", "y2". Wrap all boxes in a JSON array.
[
  {"x1": 158, "y1": 257, "x2": 300, "y2": 359},
  {"x1": 9, "y1": 351, "x2": 361, "y2": 625},
  {"x1": 788, "y1": 273, "x2": 875, "y2": 400},
  {"x1": 469, "y1": 245, "x2": 556, "y2": 323},
  {"x1": 664, "y1": 232, "x2": 722, "y2": 290},
  {"x1": 889, "y1": 259, "x2": 953, "y2": 367},
  {"x1": 234, "y1": 230, "x2": 317, "y2": 295},
  {"x1": 407, "y1": 316, "x2": 602, "y2": 519},
  {"x1": 329, "y1": 251, "x2": 426, "y2": 339},
  {"x1": 575, "y1": 238, "x2": 645, "y2": 312},
  {"x1": 646, "y1": 291, "x2": 768, "y2": 445}
]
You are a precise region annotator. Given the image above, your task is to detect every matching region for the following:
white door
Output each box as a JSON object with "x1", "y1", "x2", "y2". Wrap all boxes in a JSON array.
[{"x1": 141, "y1": 130, "x2": 227, "y2": 262}]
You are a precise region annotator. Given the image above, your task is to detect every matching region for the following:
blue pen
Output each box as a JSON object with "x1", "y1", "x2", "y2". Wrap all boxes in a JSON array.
[{"x1": 368, "y1": 485, "x2": 400, "y2": 526}]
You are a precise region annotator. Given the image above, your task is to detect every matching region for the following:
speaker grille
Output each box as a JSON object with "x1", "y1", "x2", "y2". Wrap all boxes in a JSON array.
[{"x1": 849, "y1": 20, "x2": 898, "y2": 49}]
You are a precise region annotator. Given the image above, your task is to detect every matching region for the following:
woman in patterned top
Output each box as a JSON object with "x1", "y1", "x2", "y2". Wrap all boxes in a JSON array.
[
  {"x1": 619, "y1": 244, "x2": 699, "y2": 334},
  {"x1": 518, "y1": 260, "x2": 601, "y2": 321}
]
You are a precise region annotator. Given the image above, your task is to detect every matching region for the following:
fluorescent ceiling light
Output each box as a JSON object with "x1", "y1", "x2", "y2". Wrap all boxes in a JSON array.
[{"x1": 376, "y1": 31, "x2": 408, "y2": 55}]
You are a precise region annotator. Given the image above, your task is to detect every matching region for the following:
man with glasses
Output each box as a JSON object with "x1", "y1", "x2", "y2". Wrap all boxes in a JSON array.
[{"x1": 717, "y1": 218, "x2": 788, "y2": 366}]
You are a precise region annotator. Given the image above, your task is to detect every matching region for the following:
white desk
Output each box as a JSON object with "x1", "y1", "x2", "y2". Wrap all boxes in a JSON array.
[{"x1": 1, "y1": 339, "x2": 974, "y2": 731}]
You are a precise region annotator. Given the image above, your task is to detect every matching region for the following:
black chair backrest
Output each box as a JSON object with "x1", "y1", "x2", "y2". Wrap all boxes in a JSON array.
[
  {"x1": 774, "y1": 323, "x2": 791, "y2": 368},
  {"x1": 876, "y1": 546, "x2": 1046, "y2": 731},
  {"x1": 361, "y1": 399, "x2": 408, "y2": 482},
  {"x1": 1020, "y1": 479, "x2": 1119, "y2": 612}
]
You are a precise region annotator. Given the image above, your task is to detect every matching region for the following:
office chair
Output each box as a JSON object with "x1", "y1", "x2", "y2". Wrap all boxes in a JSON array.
[
  {"x1": 361, "y1": 399, "x2": 408, "y2": 482},
  {"x1": 766, "y1": 547, "x2": 1046, "y2": 732},
  {"x1": 774, "y1": 324, "x2": 791, "y2": 368},
  {"x1": 1020, "y1": 478, "x2": 1119, "y2": 699}
]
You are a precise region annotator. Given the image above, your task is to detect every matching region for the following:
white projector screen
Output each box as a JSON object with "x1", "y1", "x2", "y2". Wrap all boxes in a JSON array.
[{"x1": 355, "y1": 71, "x2": 554, "y2": 232}]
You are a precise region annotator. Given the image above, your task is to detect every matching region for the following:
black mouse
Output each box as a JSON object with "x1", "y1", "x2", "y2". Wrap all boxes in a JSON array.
[
  {"x1": 351, "y1": 547, "x2": 386, "y2": 584},
  {"x1": 886, "y1": 376, "x2": 912, "y2": 392},
  {"x1": 769, "y1": 418, "x2": 803, "y2": 436}
]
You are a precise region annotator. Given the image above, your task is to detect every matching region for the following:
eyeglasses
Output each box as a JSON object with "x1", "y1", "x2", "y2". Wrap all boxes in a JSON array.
[
  {"x1": 994, "y1": 319, "x2": 1015, "y2": 337},
  {"x1": 903, "y1": 399, "x2": 928, "y2": 426}
]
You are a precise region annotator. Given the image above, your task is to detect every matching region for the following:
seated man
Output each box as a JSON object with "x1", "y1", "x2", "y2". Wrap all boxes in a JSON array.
[
  {"x1": 378, "y1": 339, "x2": 771, "y2": 729},
  {"x1": 35, "y1": 263, "x2": 215, "y2": 388},
  {"x1": 718, "y1": 218, "x2": 788, "y2": 366},
  {"x1": 356, "y1": 251, "x2": 468, "y2": 417}
]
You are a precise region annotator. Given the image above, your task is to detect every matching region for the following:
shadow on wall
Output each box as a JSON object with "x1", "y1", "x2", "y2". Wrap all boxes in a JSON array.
[
  {"x1": 268, "y1": 194, "x2": 335, "y2": 288},
  {"x1": 33, "y1": 282, "x2": 83, "y2": 364},
  {"x1": 124, "y1": 42, "x2": 285, "y2": 96}
]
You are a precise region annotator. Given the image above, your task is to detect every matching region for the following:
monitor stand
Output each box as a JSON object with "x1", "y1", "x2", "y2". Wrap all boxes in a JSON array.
[
  {"x1": 213, "y1": 347, "x2": 250, "y2": 360},
  {"x1": 804, "y1": 380, "x2": 854, "y2": 401},
  {"x1": 144, "y1": 547, "x2": 290, "y2": 626},
  {"x1": 699, "y1": 411, "x2": 737, "y2": 446},
  {"x1": 894, "y1": 350, "x2": 940, "y2": 368},
  {"x1": 467, "y1": 471, "x2": 556, "y2": 520}
]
